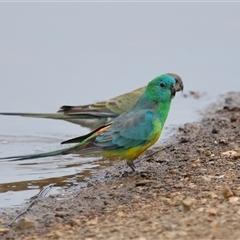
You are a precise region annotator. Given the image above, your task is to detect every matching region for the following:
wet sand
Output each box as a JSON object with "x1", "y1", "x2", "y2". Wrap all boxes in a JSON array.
[{"x1": 0, "y1": 91, "x2": 240, "y2": 240}]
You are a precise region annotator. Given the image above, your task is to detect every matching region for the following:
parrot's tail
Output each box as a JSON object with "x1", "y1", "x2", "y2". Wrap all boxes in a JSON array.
[
  {"x1": 0, "y1": 112, "x2": 74, "y2": 120},
  {"x1": 0, "y1": 112, "x2": 115, "y2": 129},
  {"x1": 0, "y1": 147, "x2": 71, "y2": 162},
  {"x1": 0, "y1": 124, "x2": 111, "y2": 162}
]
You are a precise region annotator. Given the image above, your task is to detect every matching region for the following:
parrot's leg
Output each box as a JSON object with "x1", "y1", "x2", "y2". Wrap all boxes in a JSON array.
[{"x1": 127, "y1": 162, "x2": 136, "y2": 172}]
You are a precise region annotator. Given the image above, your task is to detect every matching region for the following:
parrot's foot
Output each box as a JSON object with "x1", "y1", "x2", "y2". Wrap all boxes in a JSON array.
[
  {"x1": 119, "y1": 162, "x2": 138, "y2": 178},
  {"x1": 127, "y1": 161, "x2": 136, "y2": 172}
]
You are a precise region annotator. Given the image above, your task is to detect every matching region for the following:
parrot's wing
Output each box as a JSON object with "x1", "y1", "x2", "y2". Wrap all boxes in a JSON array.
[
  {"x1": 58, "y1": 87, "x2": 146, "y2": 115},
  {"x1": 95, "y1": 110, "x2": 158, "y2": 149}
]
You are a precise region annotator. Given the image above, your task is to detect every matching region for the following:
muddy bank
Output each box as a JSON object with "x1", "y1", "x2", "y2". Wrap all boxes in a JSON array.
[{"x1": 1, "y1": 91, "x2": 240, "y2": 240}]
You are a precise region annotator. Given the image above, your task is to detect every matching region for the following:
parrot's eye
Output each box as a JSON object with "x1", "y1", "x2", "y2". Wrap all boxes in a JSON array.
[
  {"x1": 160, "y1": 82, "x2": 165, "y2": 88},
  {"x1": 175, "y1": 78, "x2": 179, "y2": 83}
]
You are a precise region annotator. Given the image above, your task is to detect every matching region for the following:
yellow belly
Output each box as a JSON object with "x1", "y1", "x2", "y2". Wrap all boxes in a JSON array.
[{"x1": 103, "y1": 131, "x2": 161, "y2": 162}]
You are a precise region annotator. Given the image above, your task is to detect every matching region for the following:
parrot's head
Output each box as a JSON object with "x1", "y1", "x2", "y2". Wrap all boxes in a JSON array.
[
  {"x1": 167, "y1": 73, "x2": 184, "y2": 92},
  {"x1": 145, "y1": 74, "x2": 177, "y2": 103}
]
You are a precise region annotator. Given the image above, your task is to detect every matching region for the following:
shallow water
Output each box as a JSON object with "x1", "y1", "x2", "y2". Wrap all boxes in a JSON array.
[{"x1": 0, "y1": 3, "x2": 240, "y2": 208}]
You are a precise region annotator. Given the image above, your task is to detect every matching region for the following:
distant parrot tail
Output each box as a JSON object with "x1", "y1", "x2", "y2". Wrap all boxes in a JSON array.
[
  {"x1": 0, "y1": 112, "x2": 72, "y2": 120},
  {"x1": 0, "y1": 112, "x2": 115, "y2": 129},
  {"x1": 0, "y1": 147, "x2": 71, "y2": 162}
]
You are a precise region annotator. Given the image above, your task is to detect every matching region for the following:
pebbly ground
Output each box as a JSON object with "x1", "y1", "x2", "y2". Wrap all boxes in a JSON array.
[{"x1": 0, "y1": 91, "x2": 240, "y2": 240}]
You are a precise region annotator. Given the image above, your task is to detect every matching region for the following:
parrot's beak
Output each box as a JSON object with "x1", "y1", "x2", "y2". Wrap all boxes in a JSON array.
[
  {"x1": 171, "y1": 84, "x2": 176, "y2": 97},
  {"x1": 179, "y1": 82, "x2": 184, "y2": 92}
]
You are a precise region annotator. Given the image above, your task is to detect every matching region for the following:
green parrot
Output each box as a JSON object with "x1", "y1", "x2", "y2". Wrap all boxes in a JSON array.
[
  {"x1": 0, "y1": 73, "x2": 183, "y2": 130},
  {"x1": 0, "y1": 74, "x2": 177, "y2": 171}
]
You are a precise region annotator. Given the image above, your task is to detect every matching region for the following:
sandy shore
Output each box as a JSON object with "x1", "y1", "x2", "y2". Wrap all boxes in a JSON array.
[{"x1": 1, "y1": 91, "x2": 240, "y2": 240}]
